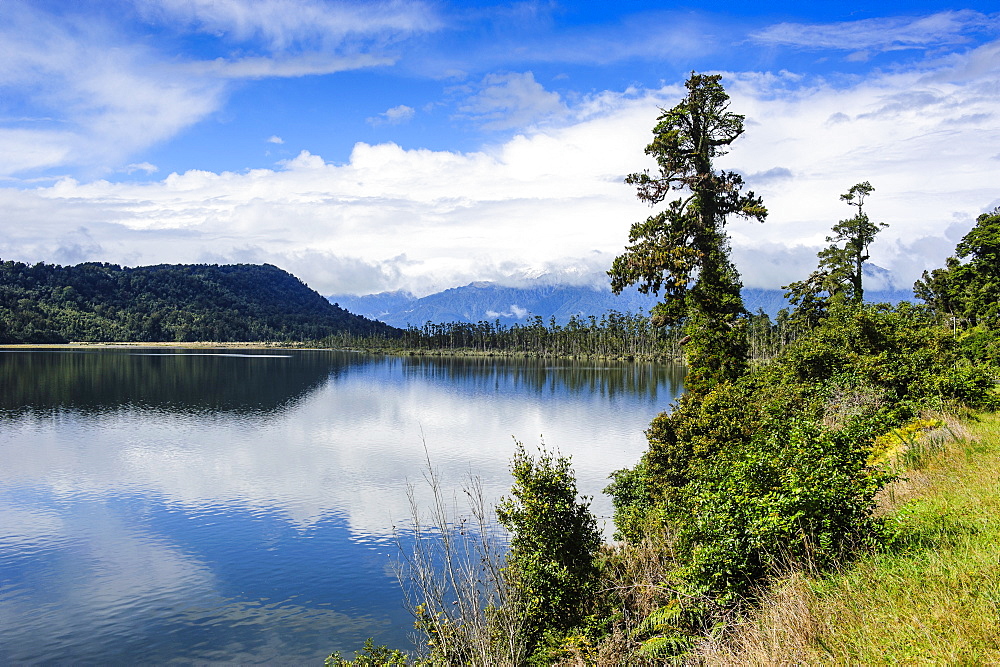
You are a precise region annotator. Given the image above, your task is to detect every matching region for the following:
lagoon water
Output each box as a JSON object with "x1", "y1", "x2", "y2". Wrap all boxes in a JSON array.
[{"x1": 0, "y1": 348, "x2": 684, "y2": 664}]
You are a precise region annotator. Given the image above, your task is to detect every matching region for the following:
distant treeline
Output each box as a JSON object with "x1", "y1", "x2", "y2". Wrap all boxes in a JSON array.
[
  {"x1": 0, "y1": 260, "x2": 397, "y2": 343},
  {"x1": 322, "y1": 309, "x2": 805, "y2": 362}
]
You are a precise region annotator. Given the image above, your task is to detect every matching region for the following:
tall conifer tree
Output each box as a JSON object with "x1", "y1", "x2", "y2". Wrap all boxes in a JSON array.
[{"x1": 609, "y1": 73, "x2": 766, "y2": 394}]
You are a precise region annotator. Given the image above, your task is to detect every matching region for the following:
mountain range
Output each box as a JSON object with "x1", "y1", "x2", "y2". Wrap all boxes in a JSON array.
[{"x1": 329, "y1": 282, "x2": 916, "y2": 328}]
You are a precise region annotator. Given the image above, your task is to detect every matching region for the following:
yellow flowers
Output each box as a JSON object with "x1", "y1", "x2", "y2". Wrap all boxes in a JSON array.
[{"x1": 869, "y1": 418, "x2": 945, "y2": 466}]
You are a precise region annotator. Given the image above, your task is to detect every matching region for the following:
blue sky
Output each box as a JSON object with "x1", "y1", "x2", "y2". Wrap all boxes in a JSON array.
[{"x1": 1, "y1": 1, "x2": 999, "y2": 296}]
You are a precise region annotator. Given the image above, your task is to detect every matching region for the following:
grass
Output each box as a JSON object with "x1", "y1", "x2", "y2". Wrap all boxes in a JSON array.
[{"x1": 698, "y1": 412, "x2": 1000, "y2": 664}]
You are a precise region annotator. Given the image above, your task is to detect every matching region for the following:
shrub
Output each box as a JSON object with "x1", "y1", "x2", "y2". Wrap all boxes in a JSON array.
[
  {"x1": 496, "y1": 442, "x2": 602, "y2": 658},
  {"x1": 606, "y1": 303, "x2": 994, "y2": 607}
]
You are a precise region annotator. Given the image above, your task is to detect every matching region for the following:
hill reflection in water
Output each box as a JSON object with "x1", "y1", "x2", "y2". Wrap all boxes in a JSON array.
[
  {"x1": 0, "y1": 348, "x2": 684, "y2": 664},
  {"x1": 0, "y1": 348, "x2": 357, "y2": 416}
]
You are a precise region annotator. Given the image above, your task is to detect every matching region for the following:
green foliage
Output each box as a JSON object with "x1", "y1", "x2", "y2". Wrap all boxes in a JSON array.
[
  {"x1": 0, "y1": 259, "x2": 396, "y2": 342},
  {"x1": 325, "y1": 638, "x2": 409, "y2": 666},
  {"x1": 680, "y1": 417, "x2": 889, "y2": 599},
  {"x1": 606, "y1": 301, "x2": 998, "y2": 604},
  {"x1": 915, "y1": 207, "x2": 1000, "y2": 326},
  {"x1": 496, "y1": 442, "x2": 602, "y2": 656},
  {"x1": 608, "y1": 72, "x2": 766, "y2": 395},
  {"x1": 958, "y1": 325, "x2": 1000, "y2": 365},
  {"x1": 325, "y1": 310, "x2": 684, "y2": 361},
  {"x1": 605, "y1": 460, "x2": 660, "y2": 542}
]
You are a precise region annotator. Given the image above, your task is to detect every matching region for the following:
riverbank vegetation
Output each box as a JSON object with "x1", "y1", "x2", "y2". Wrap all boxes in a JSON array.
[
  {"x1": 320, "y1": 309, "x2": 795, "y2": 364},
  {"x1": 328, "y1": 73, "x2": 1000, "y2": 665},
  {"x1": 322, "y1": 311, "x2": 684, "y2": 361}
]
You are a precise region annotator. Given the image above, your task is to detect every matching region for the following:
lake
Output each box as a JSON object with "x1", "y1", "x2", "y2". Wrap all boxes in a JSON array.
[{"x1": 0, "y1": 348, "x2": 684, "y2": 664}]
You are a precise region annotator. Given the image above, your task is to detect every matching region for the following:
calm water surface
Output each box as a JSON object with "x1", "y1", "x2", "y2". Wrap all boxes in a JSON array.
[{"x1": 0, "y1": 348, "x2": 684, "y2": 664}]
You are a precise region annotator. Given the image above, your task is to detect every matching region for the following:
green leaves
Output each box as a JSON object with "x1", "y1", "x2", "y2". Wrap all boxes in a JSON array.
[
  {"x1": 606, "y1": 300, "x2": 996, "y2": 608},
  {"x1": 496, "y1": 442, "x2": 602, "y2": 655},
  {"x1": 917, "y1": 207, "x2": 1000, "y2": 328},
  {"x1": 610, "y1": 72, "x2": 766, "y2": 395},
  {"x1": 783, "y1": 181, "x2": 887, "y2": 326}
]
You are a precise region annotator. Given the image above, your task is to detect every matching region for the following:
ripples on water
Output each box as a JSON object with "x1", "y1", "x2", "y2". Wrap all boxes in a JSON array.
[{"x1": 0, "y1": 349, "x2": 683, "y2": 663}]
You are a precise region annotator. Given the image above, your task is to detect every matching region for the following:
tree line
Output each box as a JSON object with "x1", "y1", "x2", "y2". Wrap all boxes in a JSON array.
[
  {"x1": 324, "y1": 310, "x2": 685, "y2": 360},
  {"x1": 323, "y1": 305, "x2": 816, "y2": 364}
]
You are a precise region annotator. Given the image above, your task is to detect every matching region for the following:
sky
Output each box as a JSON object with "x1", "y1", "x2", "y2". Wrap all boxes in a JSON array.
[{"x1": 1, "y1": 0, "x2": 998, "y2": 297}]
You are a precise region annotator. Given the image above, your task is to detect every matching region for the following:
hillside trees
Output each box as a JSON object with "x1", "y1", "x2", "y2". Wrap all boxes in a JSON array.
[
  {"x1": 915, "y1": 206, "x2": 1000, "y2": 363},
  {"x1": 0, "y1": 260, "x2": 395, "y2": 342},
  {"x1": 608, "y1": 72, "x2": 767, "y2": 395},
  {"x1": 915, "y1": 207, "x2": 1000, "y2": 326}
]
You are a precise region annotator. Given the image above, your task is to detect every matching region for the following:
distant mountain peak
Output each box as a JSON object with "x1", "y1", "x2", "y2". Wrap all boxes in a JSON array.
[{"x1": 329, "y1": 280, "x2": 915, "y2": 329}]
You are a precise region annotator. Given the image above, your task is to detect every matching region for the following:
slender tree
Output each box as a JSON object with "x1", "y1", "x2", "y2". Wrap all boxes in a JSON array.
[
  {"x1": 784, "y1": 181, "x2": 887, "y2": 324},
  {"x1": 609, "y1": 73, "x2": 766, "y2": 394},
  {"x1": 822, "y1": 181, "x2": 886, "y2": 303}
]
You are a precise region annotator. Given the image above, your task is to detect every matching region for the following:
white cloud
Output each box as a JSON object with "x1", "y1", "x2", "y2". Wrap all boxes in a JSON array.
[
  {"x1": 140, "y1": 0, "x2": 441, "y2": 52},
  {"x1": 486, "y1": 304, "x2": 529, "y2": 319},
  {"x1": 367, "y1": 104, "x2": 415, "y2": 126},
  {"x1": 0, "y1": 1, "x2": 437, "y2": 178},
  {"x1": 125, "y1": 162, "x2": 159, "y2": 174},
  {"x1": 188, "y1": 52, "x2": 396, "y2": 79},
  {"x1": 0, "y1": 2, "x2": 223, "y2": 177},
  {"x1": 1, "y1": 38, "x2": 998, "y2": 296},
  {"x1": 752, "y1": 10, "x2": 998, "y2": 52},
  {"x1": 457, "y1": 71, "x2": 568, "y2": 130},
  {"x1": 267, "y1": 135, "x2": 284, "y2": 144}
]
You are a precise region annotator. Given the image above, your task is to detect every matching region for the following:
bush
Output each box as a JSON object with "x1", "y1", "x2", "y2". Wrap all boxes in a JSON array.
[
  {"x1": 496, "y1": 442, "x2": 602, "y2": 658},
  {"x1": 607, "y1": 303, "x2": 996, "y2": 605}
]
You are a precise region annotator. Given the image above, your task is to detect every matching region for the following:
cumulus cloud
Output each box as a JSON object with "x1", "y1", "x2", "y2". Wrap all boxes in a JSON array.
[
  {"x1": 267, "y1": 135, "x2": 284, "y2": 144},
  {"x1": 367, "y1": 104, "x2": 415, "y2": 126},
  {"x1": 1, "y1": 32, "x2": 998, "y2": 297}
]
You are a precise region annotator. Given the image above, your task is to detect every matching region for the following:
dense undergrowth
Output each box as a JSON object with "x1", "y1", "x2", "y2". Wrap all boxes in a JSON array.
[
  {"x1": 697, "y1": 412, "x2": 1000, "y2": 663},
  {"x1": 326, "y1": 303, "x2": 999, "y2": 665}
]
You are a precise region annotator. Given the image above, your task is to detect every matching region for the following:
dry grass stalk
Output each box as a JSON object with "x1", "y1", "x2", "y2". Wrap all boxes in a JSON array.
[
  {"x1": 692, "y1": 571, "x2": 823, "y2": 666},
  {"x1": 395, "y1": 440, "x2": 526, "y2": 666},
  {"x1": 875, "y1": 410, "x2": 973, "y2": 515}
]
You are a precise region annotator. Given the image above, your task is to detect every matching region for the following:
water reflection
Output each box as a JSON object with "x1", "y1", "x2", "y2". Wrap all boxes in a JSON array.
[
  {"x1": 393, "y1": 355, "x2": 680, "y2": 402},
  {"x1": 0, "y1": 349, "x2": 684, "y2": 663},
  {"x1": 0, "y1": 348, "x2": 358, "y2": 417}
]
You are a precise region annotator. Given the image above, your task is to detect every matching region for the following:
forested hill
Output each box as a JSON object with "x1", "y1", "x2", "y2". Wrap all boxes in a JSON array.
[{"x1": 0, "y1": 260, "x2": 398, "y2": 343}]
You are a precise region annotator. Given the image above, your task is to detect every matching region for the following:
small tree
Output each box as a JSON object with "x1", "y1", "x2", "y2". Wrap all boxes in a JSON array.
[
  {"x1": 496, "y1": 442, "x2": 601, "y2": 655},
  {"x1": 785, "y1": 181, "x2": 887, "y2": 324},
  {"x1": 609, "y1": 72, "x2": 767, "y2": 395}
]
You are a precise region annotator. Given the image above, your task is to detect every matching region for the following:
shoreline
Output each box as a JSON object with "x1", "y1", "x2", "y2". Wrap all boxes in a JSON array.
[
  {"x1": 0, "y1": 341, "x2": 313, "y2": 350},
  {"x1": 1, "y1": 342, "x2": 684, "y2": 363}
]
